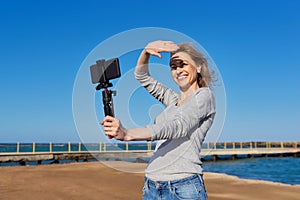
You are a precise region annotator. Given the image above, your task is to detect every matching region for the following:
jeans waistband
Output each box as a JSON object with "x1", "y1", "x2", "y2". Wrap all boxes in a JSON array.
[{"x1": 145, "y1": 174, "x2": 203, "y2": 189}]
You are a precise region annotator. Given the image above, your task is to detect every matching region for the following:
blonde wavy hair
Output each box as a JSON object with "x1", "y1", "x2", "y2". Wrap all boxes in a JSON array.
[{"x1": 171, "y1": 43, "x2": 215, "y2": 88}]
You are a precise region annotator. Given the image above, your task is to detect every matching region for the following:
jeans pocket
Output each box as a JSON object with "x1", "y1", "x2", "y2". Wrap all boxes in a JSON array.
[{"x1": 173, "y1": 181, "x2": 201, "y2": 200}]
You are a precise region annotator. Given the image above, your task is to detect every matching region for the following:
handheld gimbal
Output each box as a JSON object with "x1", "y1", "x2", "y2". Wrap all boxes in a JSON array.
[{"x1": 90, "y1": 58, "x2": 121, "y2": 138}]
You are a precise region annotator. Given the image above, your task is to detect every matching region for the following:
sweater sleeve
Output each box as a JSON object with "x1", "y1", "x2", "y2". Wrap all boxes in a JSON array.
[
  {"x1": 135, "y1": 71, "x2": 179, "y2": 107},
  {"x1": 147, "y1": 88, "x2": 216, "y2": 140}
]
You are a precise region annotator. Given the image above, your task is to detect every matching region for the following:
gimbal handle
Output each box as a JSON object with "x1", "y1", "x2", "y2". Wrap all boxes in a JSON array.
[{"x1": 102, "y1": 89, "x2": 114, "y2": 117}]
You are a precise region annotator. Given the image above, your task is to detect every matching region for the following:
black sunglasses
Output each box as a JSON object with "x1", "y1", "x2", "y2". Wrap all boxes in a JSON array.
[{"x1": 169, "y1": 57, "x2": 188, "y2": 70}]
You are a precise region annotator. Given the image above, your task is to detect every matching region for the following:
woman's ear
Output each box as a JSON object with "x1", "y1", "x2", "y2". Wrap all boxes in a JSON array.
[{"x1": 197, "y1": 65, "x2": 202, "y2": 73}]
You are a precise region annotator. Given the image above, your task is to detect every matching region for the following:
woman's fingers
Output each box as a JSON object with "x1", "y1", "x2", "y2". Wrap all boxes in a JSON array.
[
  {"x1": 168, "y1": 43, "x2": 180, "y2": 51},
  {"x1": 101, "y1": 116, "x2": 116, "y2": 127},
  {"x1": 146, "y1": 49, "x2": 162, "y2": 58},
  {"x1": 102, "y1": 120, "x2": 113, "y2": 127},
  {"x1": 163, "y1": 41, "x2": 179, "y2": 51},
  {"x1": 145, "y1": 40, "x2": 179, "y2": 58},
  {"x1": 103, "y1": 115, "x2": 114, "y2": 122},
  {"x1": 100, "y1": 116, "x2": 122, "y2": 138}
]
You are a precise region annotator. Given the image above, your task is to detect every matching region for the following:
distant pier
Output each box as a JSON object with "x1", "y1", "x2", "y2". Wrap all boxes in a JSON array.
[
  {"x1": 202, "y1": 141, "x2": 299, "y2": 161},
  {"x1": 0, "y1": 141, "x2": 299, "y2": 165}
]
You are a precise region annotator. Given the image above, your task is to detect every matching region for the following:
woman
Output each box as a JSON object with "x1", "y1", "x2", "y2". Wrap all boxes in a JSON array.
[{"x1": 101, "y1": 40, "x2": 215, "y2": 199}]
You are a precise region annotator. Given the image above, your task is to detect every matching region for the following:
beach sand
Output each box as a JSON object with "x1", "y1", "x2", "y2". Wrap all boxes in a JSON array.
[{"x1": 0, "y1": 161, "x2": 299, "y2": 200}]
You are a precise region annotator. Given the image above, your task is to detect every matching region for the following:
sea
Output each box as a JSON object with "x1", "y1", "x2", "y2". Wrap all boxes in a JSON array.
[
  {"x1": 0, "y1": 143, "x2": 299, "y2": 185},
  {"x1": 202, "y1": 157, "x2": 300, "y2": 185}
]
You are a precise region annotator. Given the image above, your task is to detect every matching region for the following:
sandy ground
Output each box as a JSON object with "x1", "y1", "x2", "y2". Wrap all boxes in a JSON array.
[{"x1": 0, "y1": 161, "x2": 299, "y2": 200}]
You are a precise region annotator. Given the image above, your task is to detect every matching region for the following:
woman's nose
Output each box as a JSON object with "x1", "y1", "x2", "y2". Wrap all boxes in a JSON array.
[{"x1": 176, "y1": 66, "x2": 184, "y2": 74}]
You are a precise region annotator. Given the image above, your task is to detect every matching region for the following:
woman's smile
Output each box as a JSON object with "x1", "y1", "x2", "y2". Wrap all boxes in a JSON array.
[{"x1": 176, "y1": 72, "x2": 189, "y2": 81}]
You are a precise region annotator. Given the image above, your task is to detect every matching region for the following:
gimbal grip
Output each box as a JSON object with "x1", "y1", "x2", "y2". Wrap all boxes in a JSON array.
[
  {"x1": 102, "y1": 89, "x2": 114, "y2": 139},
  {"x1": 102, "y1": 90, "x2": 114, "y2": 117}
]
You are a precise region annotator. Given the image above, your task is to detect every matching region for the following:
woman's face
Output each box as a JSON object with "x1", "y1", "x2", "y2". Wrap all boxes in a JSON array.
[{"x1": 170, "y1": 52, "x2": 199, "y2": 91}]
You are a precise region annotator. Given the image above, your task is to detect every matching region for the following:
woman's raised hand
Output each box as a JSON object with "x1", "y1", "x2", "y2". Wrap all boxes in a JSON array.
[{"x1": 144, "y1": 40, "x2": 179, "y2": 58}]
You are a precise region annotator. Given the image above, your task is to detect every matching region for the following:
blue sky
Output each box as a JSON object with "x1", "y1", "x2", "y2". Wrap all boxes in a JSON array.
[{"x1": 0, "y1": 0, "x2": 299, "y2": 143}]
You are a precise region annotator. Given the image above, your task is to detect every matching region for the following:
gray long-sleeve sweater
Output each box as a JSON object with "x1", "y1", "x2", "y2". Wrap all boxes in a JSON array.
[{"x1": 135, "y1": 71, "x2": 216, "y2": 181}]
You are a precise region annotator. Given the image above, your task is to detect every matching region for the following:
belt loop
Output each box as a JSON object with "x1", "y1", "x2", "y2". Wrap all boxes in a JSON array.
[
  {"x1": 197, "y1": 174, "x2": 204, "y2": 184},
  {"x1": 145, "y1": 177, "x2": 149, "y2": 190},
  {"x1": 168, "y1": 180, "x2": 173, "y2": 193},
  {"x1": 155, "y1": 181, "x2": 159, "y2": 190}
]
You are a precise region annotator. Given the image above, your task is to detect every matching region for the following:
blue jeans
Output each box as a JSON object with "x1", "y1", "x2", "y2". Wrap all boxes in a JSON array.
[{"x1": 142, "y1": 174, "x2": 207, "y2": 200}]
